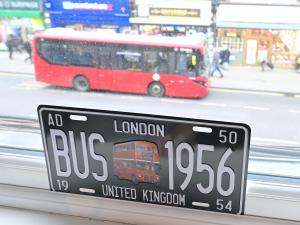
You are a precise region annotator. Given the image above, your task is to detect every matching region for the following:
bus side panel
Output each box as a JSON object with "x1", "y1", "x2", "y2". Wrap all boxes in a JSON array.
[
  {"x1": 112, "y1": 70, "x2": 151, "y2": 94},
  {"x1": 161, "y1": 76, "x2": 209, "y2": 98},
  {"x1": 34, "y1": 56, "x2": 115, "y2": 91}
]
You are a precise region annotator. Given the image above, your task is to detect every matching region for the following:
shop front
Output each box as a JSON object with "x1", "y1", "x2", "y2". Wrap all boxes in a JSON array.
[
  {"x1": 130, "y1": 0, "x2": 212, "y2": 36},
  {"x1": 217, "y1": 4, "x2": 300, "y2": 69},
  {"x1": 43, "y1": 0, "x2": 130, "y2": 33},
  {"x1": 0, "y1": 0, "x2": 44, "y2": 50}
]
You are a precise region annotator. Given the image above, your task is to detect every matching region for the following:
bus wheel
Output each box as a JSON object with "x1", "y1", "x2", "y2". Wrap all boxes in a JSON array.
[
  {"x1": 148, "y1": 82, "x2": 165, "y2": 97},
  {"x1": 73, "y1": 75, "x2": 90, "y2": 92}
]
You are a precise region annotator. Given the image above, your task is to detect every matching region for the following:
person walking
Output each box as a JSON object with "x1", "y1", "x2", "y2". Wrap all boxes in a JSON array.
[
  {"x1": 5, "y1": 34, "x2": 14, "y2": 60},
  {"x1": 220, "y1": 46, "x2": 231, "y2": 70},
  {"x1": 210, "y1": 49, "x2": 224, "y2": 78},
  {"x1": 296, "y1": 53, "x2": 300, "y2": 73},
  {"x1": 23, "y1": 40, "x2": 32, "y2": 63},
  {"x1": 258, "y1": 43, "x2": 274, "y2": 71}
]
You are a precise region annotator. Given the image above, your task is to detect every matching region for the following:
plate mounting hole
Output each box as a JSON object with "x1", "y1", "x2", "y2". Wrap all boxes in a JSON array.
[
  {"x1": 70, "y1": 115, "x2": 87, "y2": 121},
  {"x1": 193, "y1": 126, "x2": 212, "y2": 133}
]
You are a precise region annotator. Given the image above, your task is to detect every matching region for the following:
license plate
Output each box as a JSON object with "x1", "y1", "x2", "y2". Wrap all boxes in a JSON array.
[{"x1": 38, "y1": 105, "x2": 250, "y2": 214}]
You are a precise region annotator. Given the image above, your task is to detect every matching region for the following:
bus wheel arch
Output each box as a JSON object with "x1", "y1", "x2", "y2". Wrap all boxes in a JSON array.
[
  {"x1": 148, "y1": 82, "x2": 165, "y2": 97},
  {"x1": 73, "y1": 75, "x2": 90, "y2": 92}
]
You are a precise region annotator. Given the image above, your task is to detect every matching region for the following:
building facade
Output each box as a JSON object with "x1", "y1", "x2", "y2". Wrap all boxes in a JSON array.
[
  {"x1": 216, "y1": 1, "x2": 300, "y2": 68},
  {"x1": 130, "y1": 0, "x2": 212, "y2": 36},
  {"x1": 0, "y1": 0, "x2": 44, "y2": 50}
]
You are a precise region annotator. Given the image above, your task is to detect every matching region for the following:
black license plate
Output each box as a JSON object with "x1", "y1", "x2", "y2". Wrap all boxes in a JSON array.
[{"x1": 38, "y1": 105, "x2": 250, "y2": 214}]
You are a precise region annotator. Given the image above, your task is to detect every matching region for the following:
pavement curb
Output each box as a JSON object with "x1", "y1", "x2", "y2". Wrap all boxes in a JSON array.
[
  {"x1": 0, "y1": 71, "x2": 34, "y2": 76},
  {"x1": 210, "y1": 87, "x2": 300, "y2": 96}
]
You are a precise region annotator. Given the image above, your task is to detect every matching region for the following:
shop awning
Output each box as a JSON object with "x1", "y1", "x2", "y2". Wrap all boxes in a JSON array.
[
  {"x1": 130, "y1": 17, "x2": 211, "y2": 26},
  {"x1": 217, "y1": 21, "x2": 300, "y2": 30}
]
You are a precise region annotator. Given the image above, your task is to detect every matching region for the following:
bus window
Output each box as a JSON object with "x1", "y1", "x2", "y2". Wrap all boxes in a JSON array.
[
  {"x1": 37, "y1": 39, "x2": 69, "y2": 65},
  {"x1": 115, "y1": 45, "x2": 143, "y2": 72},
  {"x1": 144, "y1": 49, "x2": 159, "y2": 73},
  {"x1": 37, "y1": 39, "x2": 97, "y2": 68},
  {"x1": 97, "y1": 44, "x2": 111, "y2": 69},
  {"x1": 176, "y1": 50, "x2": 197, "y2": 76},
  {"x1": 167, "y1": 51, "x2": 176, "y2": 74},
  {"x1": 157, "y1": 50, "x2": 169, "y2": 73},
  {"x1": 69, "y1": 42, "x2": 97, "y2": 68}
]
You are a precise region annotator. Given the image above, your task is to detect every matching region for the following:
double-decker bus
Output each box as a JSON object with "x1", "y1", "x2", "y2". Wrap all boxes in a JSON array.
[
  {"x1": 33, "y1": 28, "x2": 210, "y2": 98},
  {"x1": 112, "y1": 141, "x2": 160, "y2": 184}
]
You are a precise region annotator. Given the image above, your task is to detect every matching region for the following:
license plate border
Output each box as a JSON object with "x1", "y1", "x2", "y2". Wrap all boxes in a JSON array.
[{"x1": 38, "y1": 105, "x2": 250, "y2": 215}]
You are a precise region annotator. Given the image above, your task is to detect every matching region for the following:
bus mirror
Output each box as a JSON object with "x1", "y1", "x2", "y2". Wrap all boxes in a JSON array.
[{"x1": 192, "y1": 55, "x2": 197, "y2": 66}]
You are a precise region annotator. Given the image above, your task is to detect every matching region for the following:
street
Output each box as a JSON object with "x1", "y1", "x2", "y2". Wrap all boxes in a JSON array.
[{"x1": 1, "y1": 71, "x2": 300, "y2": 147}]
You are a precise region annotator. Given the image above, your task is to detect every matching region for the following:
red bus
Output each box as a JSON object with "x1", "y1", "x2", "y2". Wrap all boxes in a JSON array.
[
  {"x1": 33, "y1": 28, "x2": 210, "y2": 98},
  {"x1": 112, "y1": 141, "x2": 160, "y2": 184}
]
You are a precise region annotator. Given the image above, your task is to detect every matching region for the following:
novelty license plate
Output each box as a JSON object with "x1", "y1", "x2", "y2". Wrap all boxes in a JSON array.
[{"x1": 38, "y1": 105, "x2": 250, "y2": 214}]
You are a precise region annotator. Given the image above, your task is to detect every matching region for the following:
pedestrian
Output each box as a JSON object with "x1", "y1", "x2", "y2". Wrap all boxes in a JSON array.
[
  {"x1": 296, "y1": 53, "x2": 300, "y2": 73},
  {"x1": 23, "y1": 40, "x2": 32, "y2": 63},
  {"x1": 210, "y1": 49, "x2": 224, "y2": 78},
  {"x1": 220, "y1": 45, "x2": 231, "y2": 70},
  {"x1": 258, "y1": 43, "x2": 274, "y2": 71},
  {"x1": 5, "y1": 34, "x2": 14, "y2": 60}
]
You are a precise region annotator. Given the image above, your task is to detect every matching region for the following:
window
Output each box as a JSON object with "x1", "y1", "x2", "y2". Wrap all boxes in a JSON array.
[
  {"x1": 1, "y1": 0, "x2": 300, "y2": 224},
  {"x1": 115, "y1": 45, "x2": 143, "y2": 71},
  {"x1": 98, "y1": 45, "x2": 111, "y2": 69}
]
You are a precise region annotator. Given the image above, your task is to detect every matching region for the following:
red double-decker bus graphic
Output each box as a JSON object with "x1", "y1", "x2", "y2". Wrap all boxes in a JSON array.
[{"x1": 113, "y1": 141, "x2": 160, "y2": 184}]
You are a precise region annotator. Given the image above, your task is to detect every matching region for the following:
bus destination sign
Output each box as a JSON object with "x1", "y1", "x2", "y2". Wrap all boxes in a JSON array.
[{"x1": 38, "y1": 105, "x2": 250, "y2": 214}]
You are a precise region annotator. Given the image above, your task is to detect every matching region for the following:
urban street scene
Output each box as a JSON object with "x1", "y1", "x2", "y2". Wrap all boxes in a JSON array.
[{"x1": 1, "y1": 0, "x2": 300, "y2": 222}]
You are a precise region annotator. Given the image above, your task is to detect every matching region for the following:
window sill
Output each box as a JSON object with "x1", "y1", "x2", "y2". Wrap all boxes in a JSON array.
[
  {"x1": 0, "y1": 150, "x2": 300, "y2": 224},
  {"x1": 0, "y1": 206, "x2": 125, "y2": 225}
]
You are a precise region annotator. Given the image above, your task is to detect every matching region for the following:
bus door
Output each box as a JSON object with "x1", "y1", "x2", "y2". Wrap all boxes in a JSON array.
[
  {"x1": 95, "y1": 44, "x2": 114, "y2": 90},
  {"x1": 112, "y1": 45, "x2": 147, "y2": 93}
]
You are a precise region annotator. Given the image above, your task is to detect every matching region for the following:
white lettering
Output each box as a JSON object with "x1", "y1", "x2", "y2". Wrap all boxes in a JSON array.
[
  {"x1": 69, "y1": 131, "x2": 89, "y2": 179},
  {"x1": 50, "y1": 129, "x2": 71, "y2": 177},
  {"x1": 55, "y1": 114, "x2": 63, "y2": 126},
  {"x1": 88, "y1": 133, "x2": 108, "y2": 182},
  {"x1": 122, "y1": 121, "x2": 130, "y2": 133},
  {"x1": 142, "y1": 189, "x2": 185, "y2": 206},
  {"x1": 113, "y1": 120, "x2": 165, "y2": 137},
  {"x1": 102, "y1": 185, "x2": 137, "y2": 200},
  {"x1": 139, "y1": 123, "x2": 147, "y2": 135},
  {"x1": 114, "y1": 120, "x2": 122, "y2": 133},
  {"x1": 62, "y1": 2, "x2": 111, "y2": 10},
  {"x1": 130, "y1": 122, "x2": 139, "y2": 134},
  {"x1": 48, "y1": 114, "x2": 55, "y2": 126}
]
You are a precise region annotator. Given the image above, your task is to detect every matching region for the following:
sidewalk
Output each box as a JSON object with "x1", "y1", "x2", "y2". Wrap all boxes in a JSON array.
[
  {"x1": 0, "y1": 51, "x2": 300, "y2": 94},
  {"x1": 0, "y1": 51, "x2": 34, "y2": 74},
  {"x1": 210, "y1": 66, "x2": 300, "y2": 94}
]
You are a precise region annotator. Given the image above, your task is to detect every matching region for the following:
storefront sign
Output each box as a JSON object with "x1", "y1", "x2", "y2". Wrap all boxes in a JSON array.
[
  {"x1": 62, "y1": 2, "x2": 112, "y2": 11},
  {"x1": 0, "y1": 0, "x2": 40, "y2": 11},
  {"x1": 149, "y1": 8, "x2": 200, "y2": 18},
  {"x1": 44, "y1": 0, "x2": 130, "y2": 28}
]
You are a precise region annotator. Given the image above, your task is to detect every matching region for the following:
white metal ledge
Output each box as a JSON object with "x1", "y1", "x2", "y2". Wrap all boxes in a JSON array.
[{"x1": 0, "y1": 152, "x2": 299, "y2": 224}]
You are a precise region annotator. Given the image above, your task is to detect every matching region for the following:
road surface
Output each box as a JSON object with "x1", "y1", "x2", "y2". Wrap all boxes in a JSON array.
[{"x1": 1, "y1": 72, "x2": 300, "y2": 147}]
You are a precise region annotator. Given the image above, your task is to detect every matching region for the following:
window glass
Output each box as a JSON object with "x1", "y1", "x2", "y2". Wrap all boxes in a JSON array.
[
  {"x1": 97, "y1": 44, "x2": 111, "y2": 69},
  {"x1": 176, "y1": 50, "x2": 197, "y2": 76},
  {"x1": 115, "y1": 45, "x2": 143, "y2": 71},
  {"x1": 144, "y1": 49, "x2": 159, "y2": 72},
  {"x1": 2, "y1": 1, "x2": 300, "y2": 219},
  {"x1": 37, "y1": 39, "x2": 97, "y2": 67}
]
